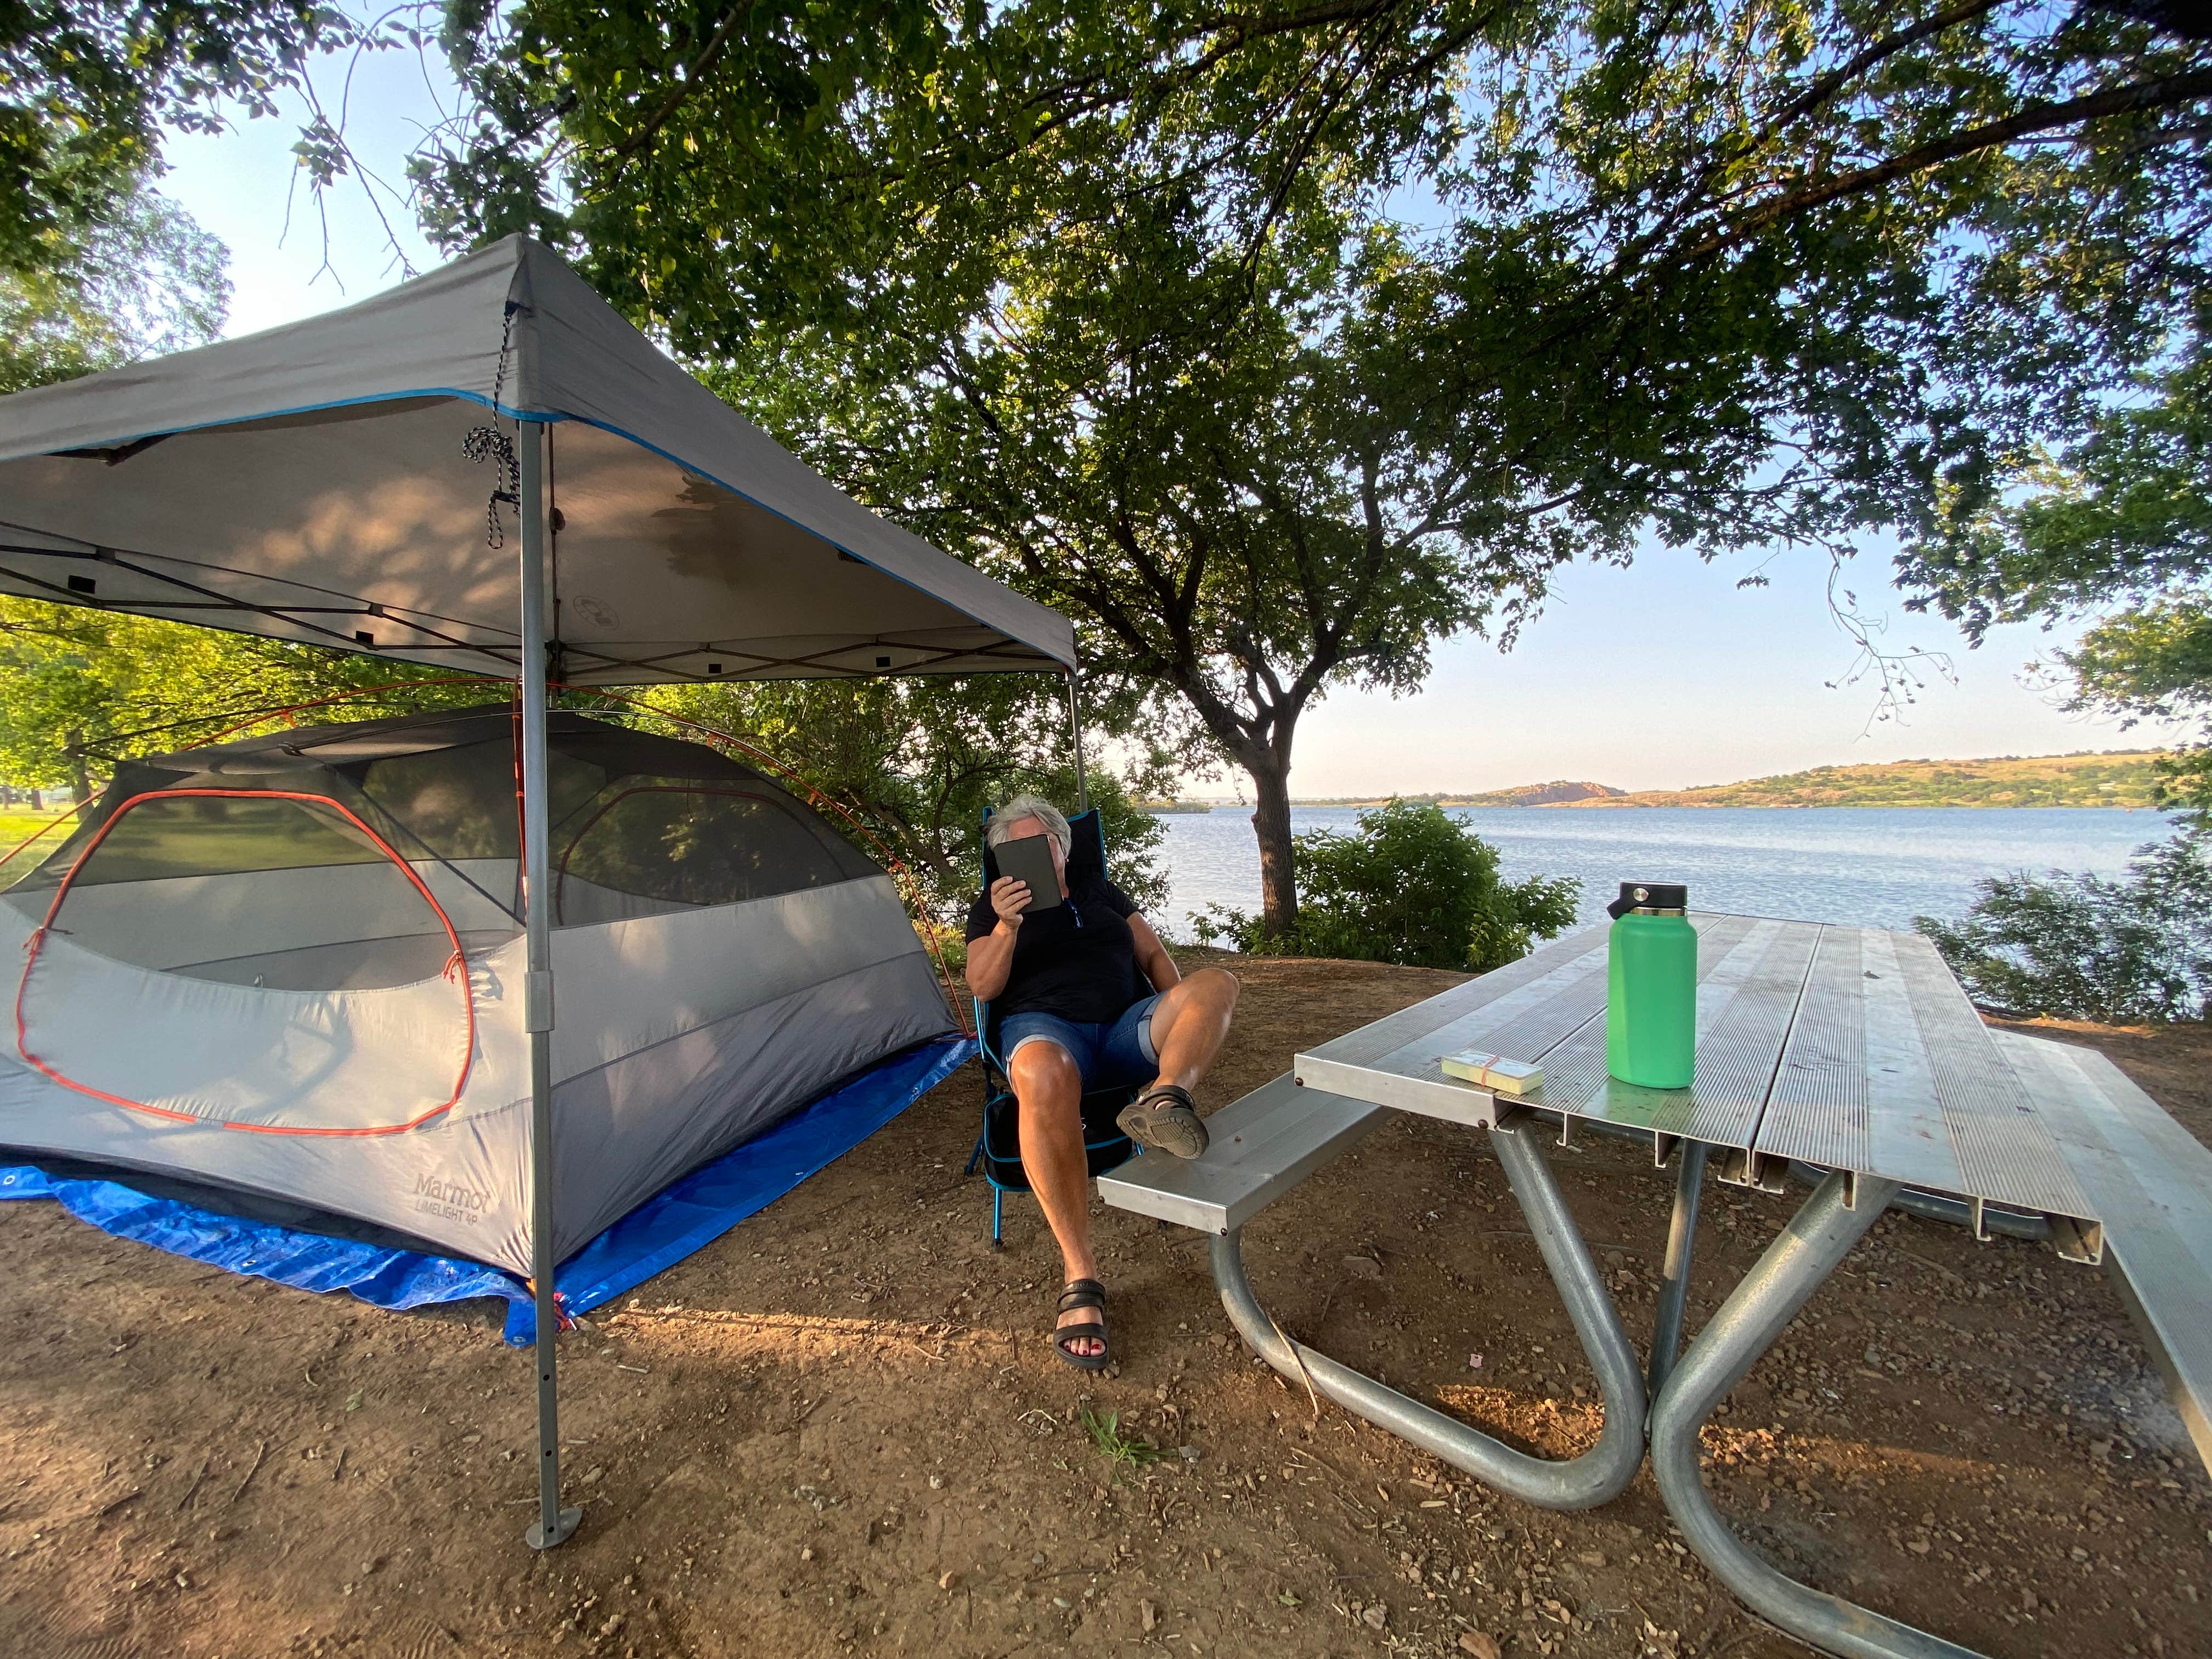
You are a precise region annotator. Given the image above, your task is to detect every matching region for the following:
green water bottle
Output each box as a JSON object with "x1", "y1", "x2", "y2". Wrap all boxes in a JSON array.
[{"x1": 1606, "y1": 881, "x2": 1696, "y2": 1088}]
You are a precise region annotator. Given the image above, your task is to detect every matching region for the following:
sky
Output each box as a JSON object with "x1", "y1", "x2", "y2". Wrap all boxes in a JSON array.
[
  {"x1": 148, "y1": 59, "x2": 2188, "y2": 799},
  {"x1": 157, "y1": 47, "x2": 445, "y2": 334},
  {"x1": 1268, "y1": 542, "x2": 2173, "y2": 798}
]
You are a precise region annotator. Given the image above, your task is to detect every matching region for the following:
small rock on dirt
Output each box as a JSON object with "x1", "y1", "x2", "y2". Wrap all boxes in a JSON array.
[
  {"x1": 1361, "y1": 1603, "x2": 1388, "y2": 1629},
  {"x1": 939, "y1": 1571, "x2": 960, "y2": 1591},
  {"x1": 1141, "y1": 1599, "x2": 1159, "y2": 1633},
  {"x1": 1459, "y1": 1634, "x2": 1501, "y2": 1659}
]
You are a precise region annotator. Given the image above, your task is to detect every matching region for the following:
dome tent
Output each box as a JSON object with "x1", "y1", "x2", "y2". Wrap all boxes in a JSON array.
[{"x1": 0, "y1": 703, "x2": 956, "y2": 1276}]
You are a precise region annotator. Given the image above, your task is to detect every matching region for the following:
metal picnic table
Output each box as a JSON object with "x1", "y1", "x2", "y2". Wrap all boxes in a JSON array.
[{"x1": 1103, "y1": 912, "x2": 2212, "y2": 1659}]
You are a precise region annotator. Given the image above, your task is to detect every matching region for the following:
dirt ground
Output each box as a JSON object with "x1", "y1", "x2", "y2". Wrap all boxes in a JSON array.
[{"x1": 2, "y1": 950, "x2": 2208, "y2": 1659}]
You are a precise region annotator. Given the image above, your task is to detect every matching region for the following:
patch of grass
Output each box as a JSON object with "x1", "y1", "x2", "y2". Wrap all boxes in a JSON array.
[
  {"x1": 0, "y1": 807, "x2": 78, "y2": 885},
  {"x1": 1077, "y1": 1406, "x2": 1160, "y2": 1480},
  {"x1": 0, "y1": 807, "x2": 76, "y2": 845}
]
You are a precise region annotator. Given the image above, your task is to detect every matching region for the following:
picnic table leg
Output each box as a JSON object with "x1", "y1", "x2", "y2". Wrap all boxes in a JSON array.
[
  {"x1": 1646, "y1": 1139, "x2": 1709, "y2": 1401},
  {"x1": 1207, "y1": 1118, "x2": 1646, "y2": 1510},
  {"x1": 1649, "y1": 1169, "x2": 1988, "y2": 1659}
]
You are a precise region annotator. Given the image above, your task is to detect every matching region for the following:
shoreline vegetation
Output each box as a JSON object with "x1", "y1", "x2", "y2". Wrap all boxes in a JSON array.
[{"x1": 1252, "y1": 748, "x2": 2177, "y2": 812}]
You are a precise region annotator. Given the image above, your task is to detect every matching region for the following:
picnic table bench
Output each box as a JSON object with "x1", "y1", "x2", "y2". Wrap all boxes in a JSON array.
[{"x1": 1102, "y1": 914, "x2": 2212, "y2": 1659}]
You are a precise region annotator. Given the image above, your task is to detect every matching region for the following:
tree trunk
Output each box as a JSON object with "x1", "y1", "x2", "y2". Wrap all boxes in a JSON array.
[
  {"x1": 66, "y1": 728, "x2": 89, "y2": 806},
  {"x1": 1248, "y1": 753, "x2": 1297, "y2": 940}
]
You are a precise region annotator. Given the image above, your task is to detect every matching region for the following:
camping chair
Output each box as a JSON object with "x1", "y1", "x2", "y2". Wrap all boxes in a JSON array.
[{"x1": 964, "y1": 806, "x2": 1147, "y2": 1246}]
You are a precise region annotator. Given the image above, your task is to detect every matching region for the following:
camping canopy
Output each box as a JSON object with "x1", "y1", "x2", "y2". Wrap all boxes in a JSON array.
[
  {"x1": 0, "y1": 235, "x2": 1079, "y2": 1551},
  {"x1": 0, "y1": 234, "x2": 1074, "y2": 683}
]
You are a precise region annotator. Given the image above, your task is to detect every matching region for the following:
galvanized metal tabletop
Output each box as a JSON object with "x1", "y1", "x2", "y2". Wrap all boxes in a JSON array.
[{"x1": 1295, "y1": 913, "x2": 2100, "y2": 1240}]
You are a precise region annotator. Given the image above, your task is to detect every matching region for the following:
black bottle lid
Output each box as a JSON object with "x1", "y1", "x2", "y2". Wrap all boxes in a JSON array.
[{"x1": 1607, "y1": 880, "x2": 1689, "y2": 919}]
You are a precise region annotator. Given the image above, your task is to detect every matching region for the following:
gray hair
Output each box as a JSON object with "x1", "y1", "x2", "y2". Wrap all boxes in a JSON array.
[{"x1": 988, "y1": 793, "x2": 1070, "y2": 856}]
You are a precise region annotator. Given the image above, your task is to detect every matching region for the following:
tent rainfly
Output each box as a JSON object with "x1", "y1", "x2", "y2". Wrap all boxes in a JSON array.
[{"x1": 0, "y1": 234, "x2": 1081, "y2": 1549}]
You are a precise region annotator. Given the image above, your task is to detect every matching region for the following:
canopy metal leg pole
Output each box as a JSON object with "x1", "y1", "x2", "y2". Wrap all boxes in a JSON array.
[
  {"x1": 1065, "y1": 670, "x2": 1090, "y2": 815},
  {"x1": 1650, "y1": 1172, "x2": 1986, "y2": 1659},
  {"x1": 1207, "y1": 1119, "x2": 1646, "y2": 1510},
  {"x1": 1647, "y1": 1139, "x2": 1708, "y2": 1402},
  {"x1": 519, "y1": 419, "x2": 579, "y2": 1553}
]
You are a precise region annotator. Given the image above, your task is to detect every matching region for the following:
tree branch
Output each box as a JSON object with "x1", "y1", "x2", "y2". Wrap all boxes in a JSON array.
[
  {"x1": 1674, "y1": 66, "x2": 2212, "y2": 264},
  {"x1": 608, "y1": 7, "x2": 747, "y2": 161},
  {"x1": 1755, "y1": 0, "x2": 2012, "y2": 150}
]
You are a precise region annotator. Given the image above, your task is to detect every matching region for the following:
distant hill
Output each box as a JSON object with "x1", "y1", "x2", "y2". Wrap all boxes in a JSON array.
[
  {"x1": 1285, "y1": 751, "x2": 2176, "y2": 810},
  {"x1": 1293, "y1": 781, "x2": 1626, "y2": 808},
  {"x1": 1547, "y1": 749, "x2": 2174, "y2": 809},
  {"x1": 1448, "y1": 780, "x2": 1627, "y2": 808},
  {"x1": 1291, "y1": 787, "x2": 1619, "y2": 814}
]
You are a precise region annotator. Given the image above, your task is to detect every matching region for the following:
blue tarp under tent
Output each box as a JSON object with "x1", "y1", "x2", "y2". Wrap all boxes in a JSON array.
[
  {"x1": 0, "y1": 1032, "x2": 972, "y2": 1345},
  {"x1": 0, "y1": 234, "x2": 1079, "y2": 1548}
]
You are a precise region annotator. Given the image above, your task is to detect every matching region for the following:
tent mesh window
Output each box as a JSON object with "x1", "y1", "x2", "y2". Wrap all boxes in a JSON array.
[
  {"x1": 2, "y1": 705, "x2": 889, "y2": 992},
  {"x1": 10, "y1": 789, "x2": 478, "y2": 993},
  {"x1": 50, "y1": 791, "x2": 402, "y2": 883},
  {"x1": 554, "y1": 780, "x2": 874, "y2": 923}
]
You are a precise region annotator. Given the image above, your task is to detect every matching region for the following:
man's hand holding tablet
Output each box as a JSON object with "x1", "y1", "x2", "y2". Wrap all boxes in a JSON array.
[{"x1": 991, "y1": 832, "x2": 1063, "y2": 918}]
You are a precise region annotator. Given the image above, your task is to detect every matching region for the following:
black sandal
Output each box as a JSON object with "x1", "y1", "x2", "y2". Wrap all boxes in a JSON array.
[
  {"x1": 1053, "y1": 1279, "x2": 1110, "y2": 1372},
  {"x1": 1118, "y1": 1084, "x2": 1210, "y2": 1160}
]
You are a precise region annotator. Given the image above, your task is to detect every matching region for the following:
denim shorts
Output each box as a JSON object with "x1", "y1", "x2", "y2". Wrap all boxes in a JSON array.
[{"x1": 998, "y1": 995, "x2": 1161, "y2": 1092}]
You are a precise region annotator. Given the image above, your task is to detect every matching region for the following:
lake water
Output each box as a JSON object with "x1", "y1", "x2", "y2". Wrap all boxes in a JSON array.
[{"x1": 1144, "y1": 805, "x2": 2178, "y2": 940}]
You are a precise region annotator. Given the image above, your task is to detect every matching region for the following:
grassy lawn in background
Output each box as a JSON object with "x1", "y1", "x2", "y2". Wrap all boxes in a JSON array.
[{"x1": 0, "y1": 807, "x2": 81, "y2": 874}]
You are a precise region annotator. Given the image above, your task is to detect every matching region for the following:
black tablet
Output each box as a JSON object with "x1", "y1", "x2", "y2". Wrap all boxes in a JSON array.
[{"x1": 992, "y1": 833, "x2": 1063, "y2": 913}]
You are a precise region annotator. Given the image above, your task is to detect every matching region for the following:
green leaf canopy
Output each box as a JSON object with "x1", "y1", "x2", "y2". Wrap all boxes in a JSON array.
[{"x1": 421, "y1": 0, "x2": 2212, "y2": 926}]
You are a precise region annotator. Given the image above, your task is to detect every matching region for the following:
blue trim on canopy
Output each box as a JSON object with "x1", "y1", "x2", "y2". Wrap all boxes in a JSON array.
[
  {"x1": 0, "y1": 1035, "x2": 973, "y2": 1345},
  {"x1": 28, "y1": 388, "x2": 531, "y2": 458}
]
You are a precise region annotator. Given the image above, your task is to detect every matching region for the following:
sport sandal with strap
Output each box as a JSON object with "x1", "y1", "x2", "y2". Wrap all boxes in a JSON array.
[
  {"x1": 1054, "y1": 1279, "x2": 1110, "y2": 1372},
  {"x1": 1117, "y1": 1083, "x2": 1210, "y2": 1160}
]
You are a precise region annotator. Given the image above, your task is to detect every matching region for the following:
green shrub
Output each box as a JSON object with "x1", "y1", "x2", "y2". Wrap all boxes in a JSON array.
[
  {"x1": 1191, "y1": 800, "x2": 1580, "y2": 972},
  {"x1": 1915, "y1": 831, "x2": 2212, "y2": 1023}
]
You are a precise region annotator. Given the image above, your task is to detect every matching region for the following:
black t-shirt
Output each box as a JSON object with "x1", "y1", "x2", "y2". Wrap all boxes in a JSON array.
[{"x1": 966, "y1": 872, "x2": 1148, "y2": 1023}]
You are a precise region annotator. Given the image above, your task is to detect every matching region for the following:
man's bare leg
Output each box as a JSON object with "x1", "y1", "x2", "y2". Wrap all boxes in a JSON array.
[
  {"x1": 1144, "y1": 967, "x2": 1240, "y2": 1093},
  {"x1": 1008, "y1": 1040, "x2": 1104, "y2": 1358},
  {"x1": 1118, "y1": 967, "x2": 1240, "y2": 1159}
]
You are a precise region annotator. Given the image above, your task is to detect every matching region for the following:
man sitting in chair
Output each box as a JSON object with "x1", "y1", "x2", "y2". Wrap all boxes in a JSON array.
[{"x1": 965, "y1": 794, "x2": 1239, "y2": 1372}]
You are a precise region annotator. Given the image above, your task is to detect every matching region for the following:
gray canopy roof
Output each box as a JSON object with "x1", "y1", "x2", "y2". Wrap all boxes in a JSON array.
[{"x1": 0, "y1": 235, "x2": 1074, "y2": 684}]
